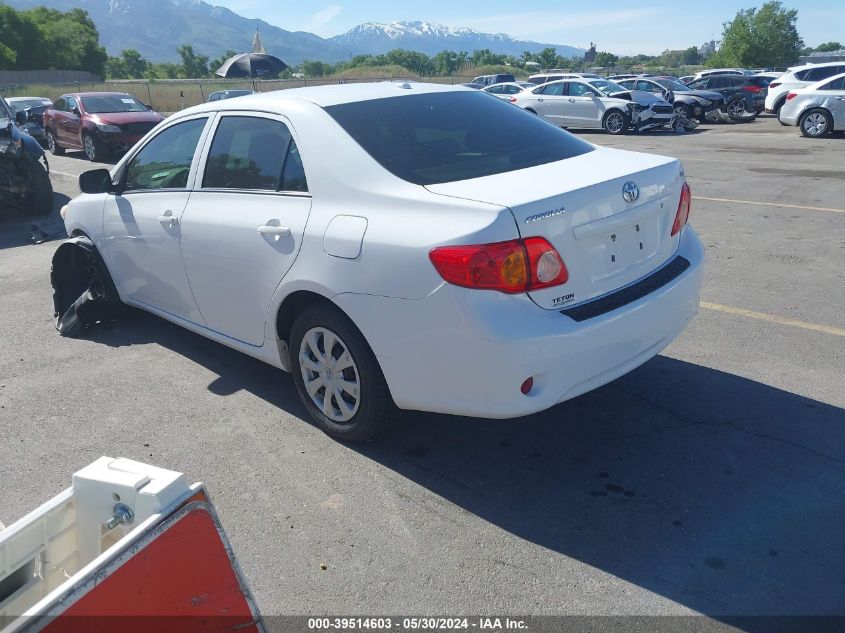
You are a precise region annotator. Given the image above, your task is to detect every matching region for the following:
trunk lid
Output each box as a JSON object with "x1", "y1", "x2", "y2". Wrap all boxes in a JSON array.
[{"x1": 425, "y1": 146, "x2": 685, "y2": 310}]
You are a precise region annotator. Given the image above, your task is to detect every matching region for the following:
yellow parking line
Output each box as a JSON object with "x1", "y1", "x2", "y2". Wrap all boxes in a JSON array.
[
  {"x1": 695, "y1": 196, "x2": 845, "y2": 214},
  {"x1": 701, "y1": 301, "x2": 845, "y2": 337}
]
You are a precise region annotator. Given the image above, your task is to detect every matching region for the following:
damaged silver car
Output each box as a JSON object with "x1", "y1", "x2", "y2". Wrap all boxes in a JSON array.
[{"x1": 511, "y1": 78, "x2": 678, "y2": 134}]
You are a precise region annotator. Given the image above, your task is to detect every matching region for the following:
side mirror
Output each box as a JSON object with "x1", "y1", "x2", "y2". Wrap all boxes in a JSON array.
[
  {"x1": 79, "y1": 169, "x2": 115, "y2": 195},
  {"x1": 15, "y1": 109, "x2": 27, "y2": 125},
  {"x1": 145, "y1": 104, "x2": 153, "y2": 110},
  {"x1": 72, "y1": 107, "x2": 81, "y2": 117}
]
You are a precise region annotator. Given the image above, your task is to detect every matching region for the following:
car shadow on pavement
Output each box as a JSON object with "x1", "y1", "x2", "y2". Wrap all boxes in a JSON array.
[
  {"x1": 0, "y1": 192, "x2": 70, "y2": 250},
  {"x1": 83, "y1": 311, "x2": 844, "y2": 621},
  {"x1": 352, "y1": 356, "x2": 845, "y2": 622}
]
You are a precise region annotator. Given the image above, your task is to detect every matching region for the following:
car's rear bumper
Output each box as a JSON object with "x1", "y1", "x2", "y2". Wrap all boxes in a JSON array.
[{"x1": 335, "y1": 226, "x2": 705, "y2": 419}]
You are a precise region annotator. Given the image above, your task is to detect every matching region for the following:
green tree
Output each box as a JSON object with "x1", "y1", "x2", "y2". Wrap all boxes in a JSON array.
[
  {"x1": 593, "y1": 51, "x2": 619, "y2": 67},
  {"x1": 177, "y1": 44, "x2": 209, "y2": 78},
  {"x1": 301, "y1": 60, "x2": 325, "y2": 77},
  {"x1": 106, "y1": 48, "x2": 149, "y2": 78},
  {"x1": 814, "y1": 41, "x2": 842, "y2": 52},
  {"x1": 536, "y1": 47, "x2": 558, "y2": 69},
  {"x1": 681, "y1": 46, "x2": 701, "y2": 65},
  {"x1": 710, "y1": 1, "x2": 803, "y2": 67},
  {"x1": 432, "y1": 50, "x2": 463, "y2": 75},
  {"x1": 385, "y1": 49, "x2": 433, "y2": 75},
  {"x1": 27, "y1": 7, "x2": 107, "y2": 75}
]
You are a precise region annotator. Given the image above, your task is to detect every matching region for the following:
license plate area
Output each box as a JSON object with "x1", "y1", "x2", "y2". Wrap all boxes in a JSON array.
[{"x1": 573, "y1": 201, "x2": 666, "y2": 285}]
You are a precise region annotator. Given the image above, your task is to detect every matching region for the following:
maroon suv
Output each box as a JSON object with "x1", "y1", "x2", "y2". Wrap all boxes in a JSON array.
[{"x1": 43, "y1": 92, "x2": 164, "y2": 162}]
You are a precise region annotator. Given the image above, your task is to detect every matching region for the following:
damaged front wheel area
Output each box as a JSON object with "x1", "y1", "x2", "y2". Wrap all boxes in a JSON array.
[{"x1": 51, "y1": 237, "x2": 122, "y2": 337}]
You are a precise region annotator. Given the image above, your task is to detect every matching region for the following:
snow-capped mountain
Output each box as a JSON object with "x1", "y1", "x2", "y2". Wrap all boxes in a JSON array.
[
  {"x1": 3, "y1": 1, "x2": 582, "y2": 64},
  {"x1": 331, "y1": 21, "x2": 583, "y2": 58}
]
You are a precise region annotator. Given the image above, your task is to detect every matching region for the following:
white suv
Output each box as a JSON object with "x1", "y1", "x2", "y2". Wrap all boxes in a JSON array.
[
  {"x1": 58, "y1": 82, "x2": 704, "y2": 441},
  {"x1": 766, "y1": 62, "x2": 845, "y2": 115}
]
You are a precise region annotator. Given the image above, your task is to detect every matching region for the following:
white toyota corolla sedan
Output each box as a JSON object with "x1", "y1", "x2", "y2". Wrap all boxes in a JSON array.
[{"x1": 60, "y1": 82, "x2": 704, "y2": 441}]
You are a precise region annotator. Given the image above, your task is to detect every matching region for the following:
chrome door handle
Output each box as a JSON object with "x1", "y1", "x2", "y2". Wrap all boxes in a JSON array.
[
  {"x1": 537, "y1": 98, "x2": 543, "y2": 102},
  {"x1": 158, "y1": 213, "x2": 178, "y2": 226},
  {"x1": 258, "y1": 224, "x2": 291, "y2": 237},
  {"x1": 568, "y1": 98, "x2": 575, "y2": 102}
]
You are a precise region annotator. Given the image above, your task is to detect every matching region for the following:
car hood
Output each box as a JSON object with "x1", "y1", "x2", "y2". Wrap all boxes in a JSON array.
[
  {"x1": 676, "y1": 89, "x2": 723, "y2": 101},
  {"x1": 88, "y1": 111, "x2": 163, "y2": 125}
]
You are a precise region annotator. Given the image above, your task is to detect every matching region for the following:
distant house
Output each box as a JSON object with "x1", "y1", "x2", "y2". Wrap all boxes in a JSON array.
[
  {"x1": 799, "y1": 49, "x2": 845, "y2": 64},
  {"x1": 584, "y1": 43, "x2": 597, "y2": 63},
  {"x1": 699, "y1": 40, "x2": 717, "y2": 57}
]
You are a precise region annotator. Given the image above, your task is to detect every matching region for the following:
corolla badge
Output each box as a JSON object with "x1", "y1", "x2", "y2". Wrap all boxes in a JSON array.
[{"x1": 622, "y1": 181, "x2": 640, "y2": 203}]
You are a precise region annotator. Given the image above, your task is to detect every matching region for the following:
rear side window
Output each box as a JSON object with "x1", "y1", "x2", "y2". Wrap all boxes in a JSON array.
[
  {"x1": 203, "y1": 117, "x2": 291, "y2": 190},
  {"x1": 821, "y1": 76, "x2": 845, "y2": 90},
  {"x1": 124, "y1": 118, "x2": 206, "y2": 191},
  {"x1": 540, "y1": 83, "x2": 565, "y2": 96},
  {"x1": 804, "y1": 66, "x2": 840, "y2": 82},
  {"x1": 324, "y1": 91, "x2": 594, "y2": 186},
  {"x1": 708, "y1": 77, "x2": 729, "y2": 88}
]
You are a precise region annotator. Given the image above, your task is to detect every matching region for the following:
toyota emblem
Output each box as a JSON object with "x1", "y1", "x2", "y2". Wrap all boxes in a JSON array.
[{"x1": 622, "y1": 181, "x2": 639, "y2": 203}]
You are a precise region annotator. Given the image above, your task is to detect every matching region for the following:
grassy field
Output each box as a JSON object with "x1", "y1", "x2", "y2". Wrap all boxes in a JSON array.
[
  {"x1": 0, "y1": 73, "x2": 483, "y2": 112},
  {"x1": 0, "y1": 64, "x2": 702, "y2": 112}
]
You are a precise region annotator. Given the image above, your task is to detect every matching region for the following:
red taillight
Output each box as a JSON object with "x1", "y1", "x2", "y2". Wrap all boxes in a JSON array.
[
  {"x1": 429, "y1": 237, "x2": 568, "y2": 294},
  {"x1": 769, "y1": 81, "x2": 781, "y2": 89},
  {"x1": 785, "y1": 92, "x2": 798, "y2": 101},
  {"x1": 671, "y1": 183, "x2": 691, "y2": 237},
  {"x1": 742, "y1": 85, "x2": 762, "y2": 93}
]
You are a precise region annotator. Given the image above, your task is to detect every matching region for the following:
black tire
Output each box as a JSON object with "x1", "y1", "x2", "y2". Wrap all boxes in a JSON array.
[
  {"x1": 726, "y1": 98, "x2": 748, "y2": 121},
  {"x1": 603, "y1": 109, "x2": 628, "y2": 135},
  {"x1": 290, "y1": 303, "x2": 400, "y2": 441},
  {"x1": 82, "y1": 132, "x2": 108, "y2": 162},
  {"x1": 773, "y1": 97, "x2": 786, "y2": 117},
  {"x1": 46, "y1": 130, "x2": 64, "y2": 156},
  {"x1": 799, "y1": 108, "x2": 832, "y2": 138},
  {"x1": 22, "y1": 160, "x2": 53, "y2": 217}
]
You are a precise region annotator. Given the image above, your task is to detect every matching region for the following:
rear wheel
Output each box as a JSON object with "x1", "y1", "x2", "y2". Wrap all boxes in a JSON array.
[
  {"x1": 290, "y1": 303, "x2": 400, "y2": 441},
  {"x1": 22, "y1": 160, "x2": 53, "y2": 217},
  {"x1": 46, "y1": 130, "x2": 64, "y2": 156},
  {"x1": 603, "y1": 109, "x2": 628, "y2": 135},
  {"x1": 799, "y1": 109, "x2": 832, "y2": 138}
]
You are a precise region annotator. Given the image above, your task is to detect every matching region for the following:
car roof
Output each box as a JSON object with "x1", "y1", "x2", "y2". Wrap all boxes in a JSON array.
[
  {"x1": 61, "y1": 92, "x2": 135, "y2": 98},
  {"x1": 7, "y1": 96, "x2": 51, "y2": 101},
  {"x1": 180, "y1": 82, "x2": 472, "y2": 114}
]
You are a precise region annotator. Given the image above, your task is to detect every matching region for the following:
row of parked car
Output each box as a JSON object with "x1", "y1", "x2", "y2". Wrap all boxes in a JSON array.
[
  {"x1": 471, "y1": 71, "x2": 751, "y2": 134},
  {"x1": 468, "y1": 63, "x2": 845, "y2": 137}
]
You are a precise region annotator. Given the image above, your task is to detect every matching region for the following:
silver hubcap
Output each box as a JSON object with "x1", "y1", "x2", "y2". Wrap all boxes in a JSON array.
[
  {"x1": 299, "y1": 327, "x2": 360, "y2": 423},
  {"x1": 606, "y1": 113, "x2": 624, "y2": 133},
  {"x1": 728, "y1": 101, "x2": 744, "y2": 116},
  {"x1": 803, "y1": 113, "x2": 827, "y2": 136},
  {"x1": 84, "y1": 136, "x2": 95, "y2": 159}
]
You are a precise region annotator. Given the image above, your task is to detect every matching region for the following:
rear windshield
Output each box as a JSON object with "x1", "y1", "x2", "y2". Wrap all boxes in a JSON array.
[{"x1": 324, "y1": 91, "x2": 594, "y2": 185}]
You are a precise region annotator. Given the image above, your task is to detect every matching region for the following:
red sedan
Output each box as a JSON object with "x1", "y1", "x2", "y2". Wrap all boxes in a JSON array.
[{"x1": 43, "y1": 92, "x2": 164, "y2": 162}]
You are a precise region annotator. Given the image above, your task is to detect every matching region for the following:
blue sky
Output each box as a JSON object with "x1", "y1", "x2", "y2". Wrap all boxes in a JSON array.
[{"x1": 216, "y1": 0, "x2": 844, "y2": 54}]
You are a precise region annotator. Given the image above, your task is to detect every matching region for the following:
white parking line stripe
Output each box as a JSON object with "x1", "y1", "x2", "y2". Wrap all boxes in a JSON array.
[
  {"x1": 694, "y1": 196, "x2": 845, "y2": 214},
  {"x1": 701, "y1": 302, "x2": 845, "y2": 337}
]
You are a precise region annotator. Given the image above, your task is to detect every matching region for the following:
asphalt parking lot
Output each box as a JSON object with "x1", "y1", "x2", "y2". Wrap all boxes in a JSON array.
[{"x1": 1, "y1": 115, "x2": 843, "y2": 623}]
